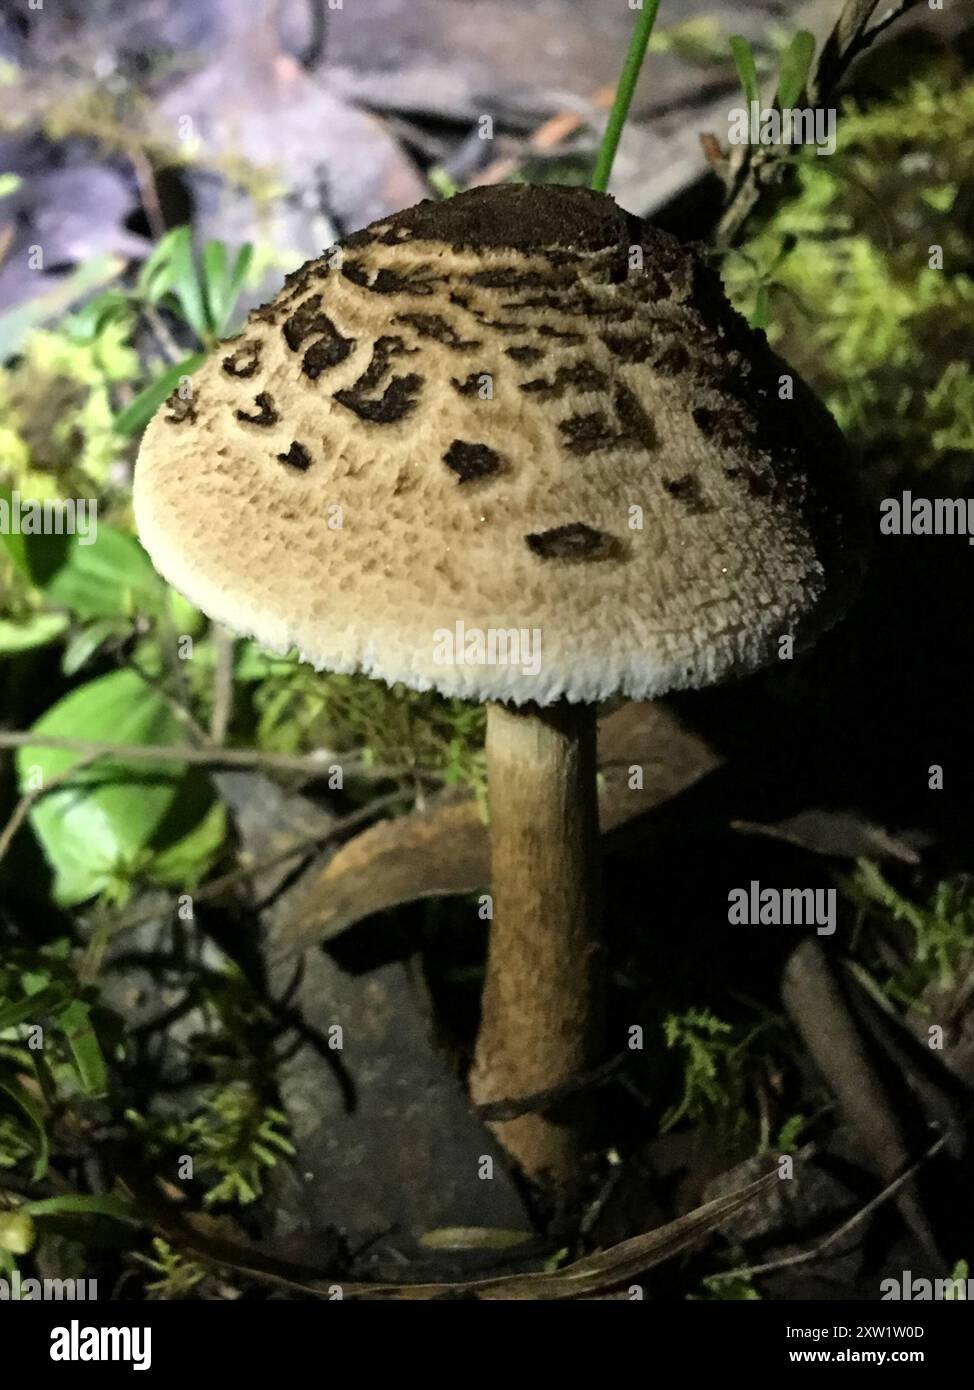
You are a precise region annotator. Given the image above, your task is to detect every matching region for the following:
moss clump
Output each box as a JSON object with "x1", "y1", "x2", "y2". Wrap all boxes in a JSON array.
[
  {"x1": 662, "y1": 1007, "x2": 765, "y2": 1137},
  {"x1": 129, "y1": 1081, "x2": 295, "y2": 1209},
  {"x1": 136, "y1": 1238, "x2": 209, "y2": 1300},
  {"x1": 0, "y1": 318, "x2": 140, "y2": 500},
  {"x1": 243, "y1": 652, "x2": 487, "y2": 798},
  {"x1": 723, "y1": 63, "x2": 974, "y2": 494},
  {"x1": 843, "y1": 861, "x2": 974, "y2": 1008}
]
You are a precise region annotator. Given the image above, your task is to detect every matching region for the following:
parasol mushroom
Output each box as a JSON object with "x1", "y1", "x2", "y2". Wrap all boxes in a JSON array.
[{"x1": 134, "y1": 184, "x2": 861, "y2": 1188}]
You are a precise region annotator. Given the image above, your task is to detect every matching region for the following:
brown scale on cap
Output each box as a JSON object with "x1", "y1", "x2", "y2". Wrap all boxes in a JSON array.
[
  {"x1": 277, "y1": 441, "x2": 313, "y2": 472},
  {"x1": 519, "y1": 362, "x2": 608, "y2": 401},
  {"x1": 163, "y1": 391, "x2": 197, "y2": 425},
  {"x1": 451, "y1": 371, "x2": 491, "y2": 397},
  {"x1": 663, "y1": 473, "x2": 711, "y2": 513},
  {"x1": 442, "y1": 440, "x2": 504, "y2": 484},
  {"x1": 393, "y1": 312, "x2": 481, "y2": 350},
  {"x1": 341, "y1": 261, "x2": 440, "y2": 297},
  {"x1": 558, "y1": 383, "x2": 656, "y2": 456},
  {"x1": 505, "y1": 345, "x2": 545, "y2": 364},
  {"x1": 332, "y1": 334, "x2": 423, "y2": 424},
  {"x1": 135, "y1": 183, "x2": 862, "y2": 706},
  {"x1": 222, "y1": 340, "x2": 262, "y2": 378},
  {"x1": 537, "y1": 325, "x2": 585, "y2": 343},
  {"x1": 234, "y1": 392, "x2": 279, "y2": 427},
  {"x1": 525, "y1": 522, "x2": 618, "y2": 561}
]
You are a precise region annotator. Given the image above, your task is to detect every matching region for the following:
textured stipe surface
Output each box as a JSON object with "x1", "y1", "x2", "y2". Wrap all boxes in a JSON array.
[{"x1": 134, "y1": 184, "x2": 862, "y2": 705}]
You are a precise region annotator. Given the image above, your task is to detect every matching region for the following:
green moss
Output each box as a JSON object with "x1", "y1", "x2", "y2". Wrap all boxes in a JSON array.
[
  {"x1": 663, "y1": 1007, "x2": 766, "y2": 1137},
  {"x1": 248, "y1": 657, "x2": 487, "y2": 799},
  {"x1": 129, "y1": 1082, "x2": 295, "y2": 1209},
  {"x1": 0, "y1": 320, "x2": 140, "y2": 499},
  {"x1": 137, "y1": 1238, "x2": 208, "y2": 1300},
  {"x1": 723, "y1": 64, "x2": 974, "y2": 493},
  {"x1": 0, "y1": 1113, "x2": 35, "y2": 1172},
  {"x1": 843, "y1": 861, "x2": 974, "y2": 1007}
]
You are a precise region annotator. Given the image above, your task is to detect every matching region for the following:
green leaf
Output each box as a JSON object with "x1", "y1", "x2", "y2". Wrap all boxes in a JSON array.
[
  {"x1": 136, "y1": 227, "x2": 191, "y2": 305},
  {"x1": 0, "y1": 1212, "x2": 35, "y2": 1255},
  {"x1": 24, "y1": 1193, "x2": 138, "y2": 1223},
  {"x1": 14, "y1": 669, "x2": 222, "y2": 905},
  {"x1": 30, "y1": 524, "x2": 165, "y2": 621},
  {"x1": 0, "y1": 986, "x2": 66, "y2": 1032},
  {"x1": 64, "y1": 289, "x2": 134, "y2": 345},
  {"x1": 776, "y1": 1113, "x2": 806, "y2": 1151},
  {"x1": 0, "y1": 254, "x2": 124, "y2": 362},
  {"x1": 168, "y1": 588, "x2": 207, "y2": 638},
  {"x1": 427, "y1": 168, "x2": 460, "y2": 200},
  {"x1": 775, "y1": 30, "x2": 815, "y2": 111},
  {"x1": 0, "y1": 172, "x2": 22, "y2": 198},
  {"x1": 201, "y1": 240, "x2": 229, "y2": 333},
  {"x1": 61, "y1": 617, "x2": 128, "y2": 676},
  {"x1": 166, "y1": 229, "x2": 210, "y2": 341},
  {"x1": 234, "y1": 640, "x2": 297, "y2": 681},
  {"x1": 0, "y1": 1077, "x2": 49, "y2": 1181},
  {"x1": 920, "y1": 184, "x2": 957, "y2": 213},
  {"x1": 0, "y1": 484, "x2": 28, "y2": 574},
  {"x1": 0, "y1": 612, "x2": 68, "y2": 656},
  {"x1": 751, "y1": 284, "x2": 771, "y2": 330},
  {"x1": 112, "y1": 352, "x2": 205, "y2": 438},
  {"x1": 768, "y1": 232, "x2": 798, "y2": 274},
  {"x1": 228, "y1": 244, "x2": 254, "y2": 296},
  {"x1": 419, "y1": 1227, "x2": 534, "y2": 1251},
  {"x1": 53, "y1": 1000, "x2": 108, "y2": 1097},
  {"x1": 729, "y1": 35, "x2": 761, "y2": 110},
  {"x1": 148, "y1": 793, "x2": 226, "y2": 888},
  {"x1": 221, "y1": 244, "x2": 254, "y2": 334},
  {"x1": 200, "y1": 240, "x2": 253, "y2": 336},
  {"x1": 137, "y1": 225, "x2": 232, "y2": 340}
]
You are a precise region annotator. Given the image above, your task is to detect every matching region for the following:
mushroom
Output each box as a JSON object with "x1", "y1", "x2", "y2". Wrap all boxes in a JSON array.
[{"x1": 134, "y1": 184, "x2": 861, "y2": 1188}]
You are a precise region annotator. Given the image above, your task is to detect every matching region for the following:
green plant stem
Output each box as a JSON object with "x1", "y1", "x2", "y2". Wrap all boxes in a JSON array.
[{"x1": 591, "y1": 0, "x2": 663, "y2": 193}]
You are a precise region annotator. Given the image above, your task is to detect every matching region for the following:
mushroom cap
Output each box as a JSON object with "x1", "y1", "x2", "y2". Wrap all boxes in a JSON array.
[{"x1": 134, "y1": 184, "x2": 862, "y2": 706}]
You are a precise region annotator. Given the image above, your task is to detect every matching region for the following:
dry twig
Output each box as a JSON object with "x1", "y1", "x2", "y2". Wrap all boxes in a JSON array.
[
  {"x1": 0, "y1": 729, "x2": 416, "y2": 782},
  {"x1": 708, "y1": 1129, "x2": 953, "y2": 1286}
]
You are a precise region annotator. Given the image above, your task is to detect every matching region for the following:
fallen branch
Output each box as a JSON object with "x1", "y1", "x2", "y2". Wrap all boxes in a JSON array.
[
  {"x1": 276, "y1": 701, "x2": 719, "y2": 955},
  {"x1": 122, "y1": 1165, "x2": 779, "y2": 1300},
  {"x1": 0, "y1": 729, "x2": 422, "y2": 783},
  {"x1": 708, "y1": 1128, "x2": 954, "y2": 1286},
  {"x1": 782, "y1": 937, "x2": 942, "y2": 1261}
]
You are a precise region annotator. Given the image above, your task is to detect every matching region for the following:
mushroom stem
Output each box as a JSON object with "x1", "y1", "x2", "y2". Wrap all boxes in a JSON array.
[{"x1": 470, "y1": 700, "x2": 602, "y2": 1187}]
